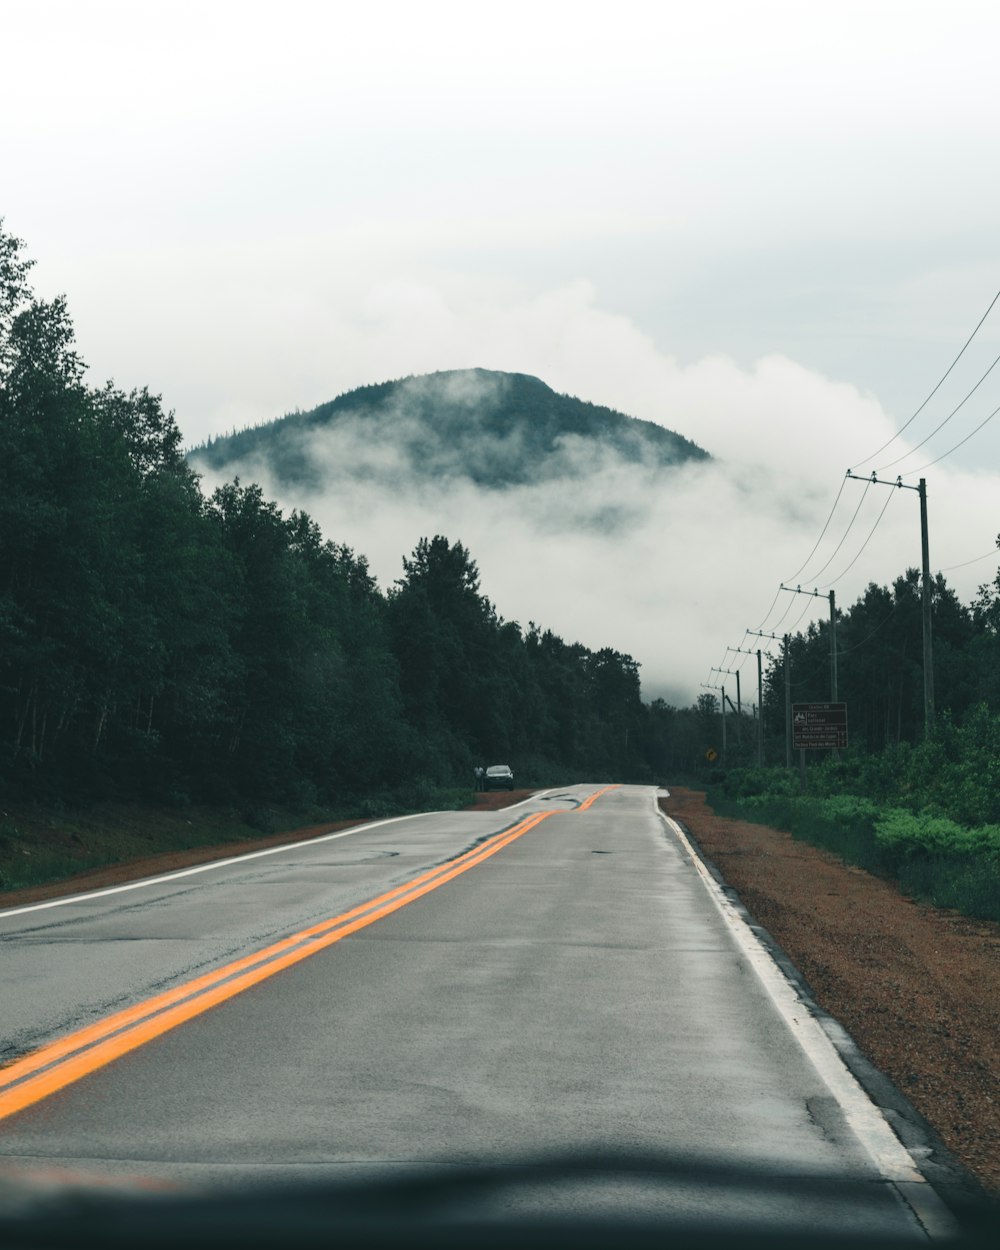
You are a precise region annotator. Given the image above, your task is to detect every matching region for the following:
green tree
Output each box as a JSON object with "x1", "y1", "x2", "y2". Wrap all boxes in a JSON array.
[{"x1": 388, "y1": 536, "x2": 499, "y2": 773}]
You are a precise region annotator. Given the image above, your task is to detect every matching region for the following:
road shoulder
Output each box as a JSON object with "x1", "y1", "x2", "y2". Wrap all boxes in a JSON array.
[{"x1": 660, "y1": 787, "x2": 1000, "y2": 1200}]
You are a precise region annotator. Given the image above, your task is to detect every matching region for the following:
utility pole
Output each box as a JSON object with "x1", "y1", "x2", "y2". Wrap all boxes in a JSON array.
[
  {"x1": 845, "y1": 471, "x2": 934, "y2": 737},
  {"x1": 731, "y1": 646, "x2": 762, "y2": 765},
  {"x1": 710, "y1": 669, "x2": 729, "y2": 758},
  {"x1": 784, "y1": 634, "x2": 791, "y2": 769},
  {"x1": 711, "y1": 666, "x2": 745, "y2": 750},
  {"x1": 746, "y1": 632, "x2": 788, "y2": 767},
  {"x1": 779, "y1": 583, "x2": 839, "y2": 704},
  {"x1": 919, "y1": 479, "x2": 934, "y2": 732}
]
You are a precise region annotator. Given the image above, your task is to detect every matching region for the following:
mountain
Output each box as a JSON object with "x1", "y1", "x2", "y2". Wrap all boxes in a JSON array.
[{"x1": 188, "y1": 369, "x2": 709, "y2": 492}]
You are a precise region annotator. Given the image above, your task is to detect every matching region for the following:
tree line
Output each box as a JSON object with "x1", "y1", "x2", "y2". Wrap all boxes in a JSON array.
[
  {"x1": 681, "y1": 555, "x2": 1000, "y2": 797},
  {"x1": 0, "y1": 222, "x2": 657, "y2": 808},
  {"x1": 703, "y1": 570, "x2": 1000, "y2": 919},
  {"x1": 758, "y1": 567, "x2": 1000, "y2": 753},
  {"x1": 11, "y1": 219, "x2": 992, "y2": 810}
]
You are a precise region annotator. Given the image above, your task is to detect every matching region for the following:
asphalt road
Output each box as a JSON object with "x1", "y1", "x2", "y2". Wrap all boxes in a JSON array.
[{"x1": 0, "y1": 785, "x2": 950, "y2": 1237}]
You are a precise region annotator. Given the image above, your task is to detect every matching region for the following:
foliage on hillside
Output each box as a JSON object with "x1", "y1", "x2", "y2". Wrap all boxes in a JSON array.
[
  {"x1": 0, "y1": 222, "x2": 663, "y2": 810},
  {"x1": 189, "y1": 367, "x2": 709, "y2": 492}
]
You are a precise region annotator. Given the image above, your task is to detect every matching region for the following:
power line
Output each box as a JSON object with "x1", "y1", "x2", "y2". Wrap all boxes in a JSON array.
[
  {"x1": 901, "y1": 399, "x2": 1000, "y2": 476},
  {"x1": 718, "y1": 296, "x2": 1000, "y2": 713},
  {"x1": 815, "y1": 484, "x2": 896, "y2": 590},
  {"x1": 769, "y1": 589, "x2": 798, "y2": 632},
  {"x1": 938, "y1": 546, "x2": 1000, "y2": 573},
  {"x1": 851, "y1": 286, "x2": 1000, "y2": 470},
  {"x1": 843, "y1": 472, "x2": 934, "y2": 736},
  {"x1": 789, "y1": 657, "x2": 836, "y2": 690},
  {"x1": 778, "y1": 459, "x2": 881, "y2": 623},
  {"x1": 782, "y1": 476, "x2": 848, "y2": 583},
  {"x1": 877, "y1": 348, "x2": 1000, "y2": 472},
  {"x1": 733, "y1": 646, "x2": 755, "y2": 673},
  {"x1": 786, "y1": 593, "x2": 819, "y2": 636},
  {"x1": 784, "y1": 600, "x2": 898, "y2": 657},
  {"x1": 799, "y1": 474, "x2": 872, "y2": 584},
  {"x1": 836, "y1": 604, "x2": 898, "y2": 656},
  {"x1": 752, "y1": 586, "x2": 784, "y2": 633}
]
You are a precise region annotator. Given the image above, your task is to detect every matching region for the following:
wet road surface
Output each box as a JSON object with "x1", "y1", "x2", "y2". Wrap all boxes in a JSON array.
[{"x1": 0, "y1": 785, "x2": 949, "y2": 1237}]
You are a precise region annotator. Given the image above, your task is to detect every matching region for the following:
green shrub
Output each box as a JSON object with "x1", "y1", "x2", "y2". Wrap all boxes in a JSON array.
[
  {"x1": 710, "y1": 789, "x2": 1000, "y2": 923},
  {"x1": 700, "y1": 707, "x2": 1000, "y2": 923},
  {"x1": 718, "y1": 767, "x2": 799, "y2": 800},
  {"x1": 873, "y1": 809, "x2": 1000, "y2": 860},
  {"x1": 896, "y1": 854, "x2": 1000, "y2": 921}
]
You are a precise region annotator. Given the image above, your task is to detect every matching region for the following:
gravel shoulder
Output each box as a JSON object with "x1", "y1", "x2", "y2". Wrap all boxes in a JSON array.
[{"x1": 661, "y1": 786, "x2": 1000, "y2": 1196}]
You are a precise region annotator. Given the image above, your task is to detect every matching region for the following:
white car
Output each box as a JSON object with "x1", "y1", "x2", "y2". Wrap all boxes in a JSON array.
[{"x1": 484, "y1": 764, "x2": 514, "y2": 791}]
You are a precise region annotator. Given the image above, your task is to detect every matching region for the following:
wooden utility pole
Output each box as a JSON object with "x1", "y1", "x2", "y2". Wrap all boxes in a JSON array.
[
  {"x1": 712, "y1": 663, "x2": 749, "y2": 754},
  {"x1": 845, "y1": 472, "x2": 934, "y2": 738},
  {"x1": 780, "y1": 583, "x2": 839, "y2": 705},
  {"x1": 742, "y1": 636, "x2": 780, "y2": 767},
  {"x1": 784, "y1": 633, "x2": 792, "y2": 769},
  {"x1": 918, "y1": 478, "x2": 934, "y2": 734}
]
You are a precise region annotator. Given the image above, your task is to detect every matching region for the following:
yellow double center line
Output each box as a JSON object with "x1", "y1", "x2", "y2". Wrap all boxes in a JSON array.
[{"x1": 0, "y1": 787, "x2": 619, "y2": 1122}]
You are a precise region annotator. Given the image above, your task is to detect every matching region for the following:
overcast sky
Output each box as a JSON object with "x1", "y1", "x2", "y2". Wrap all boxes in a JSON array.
[{"x1": 5, "y1": 0, "x2": 1000, "y2": 702}]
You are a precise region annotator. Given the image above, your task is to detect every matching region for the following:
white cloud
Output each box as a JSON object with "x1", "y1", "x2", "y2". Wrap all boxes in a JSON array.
[
  {"x1": 191, "y1": 285, "x2": 1000, "y2": 706},
  {"x1": 6, "y1": 1, "x2": 1000, "y2": 708}
]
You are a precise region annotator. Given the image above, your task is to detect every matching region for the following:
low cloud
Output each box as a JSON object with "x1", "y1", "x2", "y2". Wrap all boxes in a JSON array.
[{"x1": 191, "y1": 287, "x2": 1000, "y2": 707}]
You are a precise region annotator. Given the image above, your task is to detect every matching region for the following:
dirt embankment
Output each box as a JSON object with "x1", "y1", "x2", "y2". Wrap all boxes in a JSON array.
[{"x1": 661, "y1": 787, "x2": 1000, "y2": 1196}]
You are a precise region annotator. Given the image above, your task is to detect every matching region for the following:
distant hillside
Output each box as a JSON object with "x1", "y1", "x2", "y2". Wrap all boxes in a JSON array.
[{"x1": 189, "y1": 369, "x2": 709, "y2": 491}]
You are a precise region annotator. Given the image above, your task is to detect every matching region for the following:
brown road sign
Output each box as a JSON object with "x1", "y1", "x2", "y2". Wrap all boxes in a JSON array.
[{"x1": 792, "y1": 702, "x2": 848, "y2": 750}]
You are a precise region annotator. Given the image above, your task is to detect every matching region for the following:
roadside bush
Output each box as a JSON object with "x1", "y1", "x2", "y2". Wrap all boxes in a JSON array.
[
  {"x1": 895, "y1": 854, "x2": 1000, "y2": 922},
  {"x1": 725, "y1": 792, "x2": 882, "y2": 870},
  {"x1": 708, "y1": 788, "x2": 1000, "y2": 923},
  {"x1": 873, "y1": 809, "x2": 1000, "y2": 860},
  {"x1": 718, "y1": 766, "x2": 799, "y2": 800},
  {"x1": 872, "y1": 809, "x2": 1000, "y2": 921}
]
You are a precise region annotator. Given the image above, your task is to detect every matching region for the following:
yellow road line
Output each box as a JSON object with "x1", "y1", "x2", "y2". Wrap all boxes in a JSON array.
[
  {"x1": 2, "y1": 811, "x2": 546, "y2": 1089},
  {"x1": 0, "y1": 810, "x2": 551, "y2": 1121},
  {"x1": 577, "y1": 783, "x2": 620, "y2": 811},
  {"x1": 0, "y1": 786, "x2": 617, "y2": 1122}
]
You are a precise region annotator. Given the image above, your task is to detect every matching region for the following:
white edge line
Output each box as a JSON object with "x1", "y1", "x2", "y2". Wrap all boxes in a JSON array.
[
  {"x1": 0, "y1": 790, "x2": 563, "y2": 921},
  {"x1": 655, "y1": 798, "x2": 957, "y2": 1240},
  {"x1": 0, "y1": 814, "x2": 422, "y2": 918}
]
